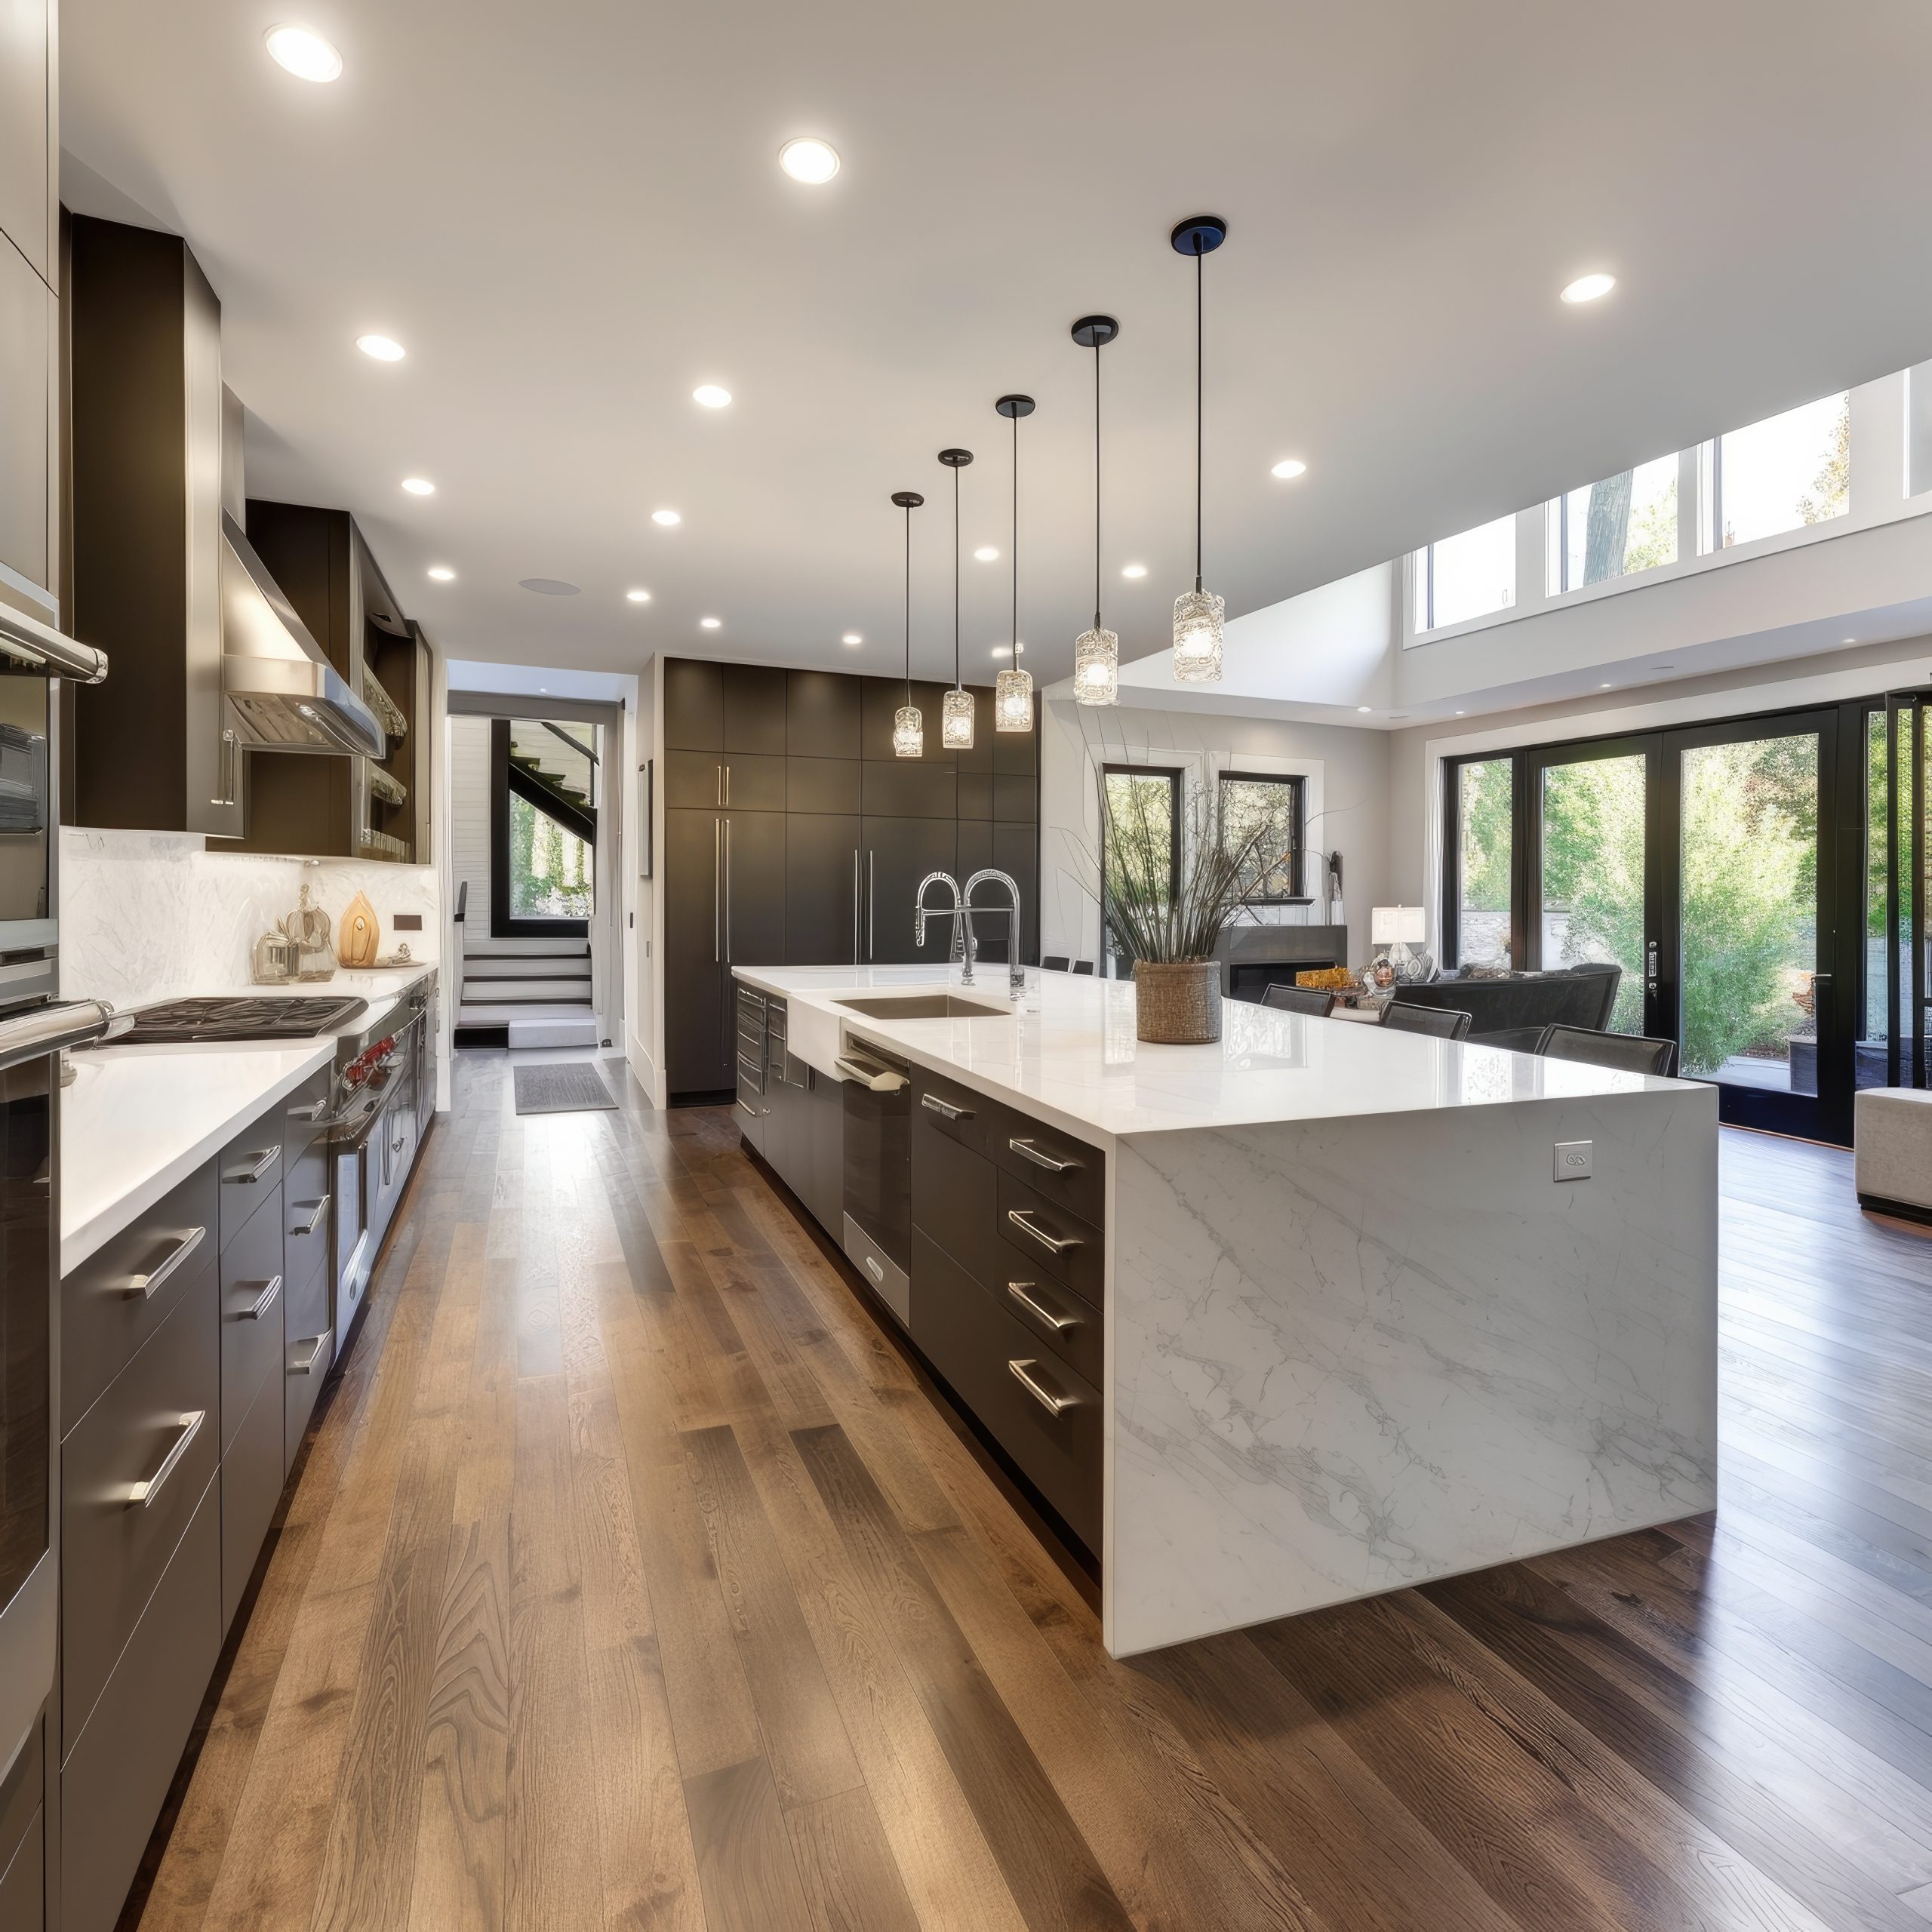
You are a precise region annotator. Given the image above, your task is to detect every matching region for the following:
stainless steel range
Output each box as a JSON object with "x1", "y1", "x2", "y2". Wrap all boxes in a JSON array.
[{"x1": 106, "y1": 977, "x2": 438, "y2": 1364}]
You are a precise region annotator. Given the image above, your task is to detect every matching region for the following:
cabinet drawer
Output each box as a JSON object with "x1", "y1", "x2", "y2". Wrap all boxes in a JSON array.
[
  {"x1": 0, "y1": 1716, "x2": 39, "y2": 1905},
  {"x1": 60, "y1": 1475, "x2": 220, "y2": 1932},
  {"x1": 218, "y1": 1114, "x2": 284, "y2": 1247},
  {"x1": 285, "y1": 1256, "x2": 333, "y2": 1474},
  {"x1": 282, "y1": 1139, "x2": 331, "y2": 1293},
  {"x1": 222, "y1": 1358, "x2": 285, "y2": 1633},
  {"x1": 281, "y1": 1066, "x2": 334, "y2": 1161},
  {"x1": 666, "y1": 747, "x2": 729, "y2": 810},
  {"x1": 220, "y1": 1193, "x2": 285, "y2": 1456},
  {"x1": 61, "y1": 1161, "x2": 218, "y2": 1432},
  {"x1": 61, "y1": 1266, "x2": 218, "y2": 1762},
  {"x1": 995, "y1": 1170, "x2": 1102, "y2": 1309},
  {"x1": 0, "y1": 1807, "x2": 40, "y2": 1932},
  {"x1": 991, "y1": 1114, "x2": 1104, "y2": 1226},
  {"x1": 910, "y1": 1109, "x2": 1003, "y2": 1288},
  {"x1": 987, "y1": 1257, "x2": 1102, "y2": 1389},
  {"x1": 909, "y1": 1066, "x2": 998, "y2": 1162},
  {"x1": 911, "y1": 1231, "x2": 1099, "y2": 1551}
]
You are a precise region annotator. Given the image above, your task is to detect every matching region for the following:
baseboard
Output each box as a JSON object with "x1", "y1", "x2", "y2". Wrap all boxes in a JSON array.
[{"x1": 1857, "y1": 1191, "x2": 1932, "y2": 1229}]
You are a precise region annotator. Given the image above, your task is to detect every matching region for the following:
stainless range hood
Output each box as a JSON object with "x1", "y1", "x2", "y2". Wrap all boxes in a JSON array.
[{"x1": 220, "y1": 512, "x2": 386, "y2": 758}]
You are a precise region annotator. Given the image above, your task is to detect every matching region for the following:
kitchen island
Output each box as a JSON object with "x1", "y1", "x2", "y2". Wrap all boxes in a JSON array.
[{"x1": 734, "y1": 963, "x2": 1718, "y2": 1657}]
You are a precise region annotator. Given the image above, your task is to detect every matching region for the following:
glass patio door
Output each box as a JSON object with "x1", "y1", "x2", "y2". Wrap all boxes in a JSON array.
[
  {"x1": 1870, "y1": 694, "x2": 1930, "y2": 1092},
  {"x1": 1658, "y1": 711, "x2": 1838, "y2": 1138},
  {"x1": 1527, "y1": 737, "x2": 1659, "y2": 1036}
]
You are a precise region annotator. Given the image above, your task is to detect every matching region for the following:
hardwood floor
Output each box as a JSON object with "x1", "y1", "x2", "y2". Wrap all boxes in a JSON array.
[{"x1": 128, "y1": 1060, "x2": 1932, "y2": 1931}]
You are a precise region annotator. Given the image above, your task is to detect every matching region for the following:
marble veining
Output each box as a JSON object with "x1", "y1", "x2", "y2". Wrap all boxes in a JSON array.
[{"x1": 1105, "y1": 1088, "x2": 1719, "y2": 1654}]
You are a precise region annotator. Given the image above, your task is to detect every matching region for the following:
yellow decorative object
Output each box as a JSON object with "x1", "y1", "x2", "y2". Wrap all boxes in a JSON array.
[
  {"x1": 1295, "y1": 967, "x2": 1355, "y2": 991},
  {"x1": 338, "y1": 890, "x2": 380, "y2": 968}
]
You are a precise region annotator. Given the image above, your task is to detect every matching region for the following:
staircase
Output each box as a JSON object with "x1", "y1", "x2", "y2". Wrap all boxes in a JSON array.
[
  {"x1": 456, "y1": 934, "x2": 598, "y2": 1050},
  {"x1": 507, "y1": 723, "x2": 596, "y2": 844}
]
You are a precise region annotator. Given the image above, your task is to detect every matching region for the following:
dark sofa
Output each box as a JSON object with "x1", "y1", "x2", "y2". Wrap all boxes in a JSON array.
[{"x1": 1390, "y1": 963, "x2": 1621, "y2": 1047}]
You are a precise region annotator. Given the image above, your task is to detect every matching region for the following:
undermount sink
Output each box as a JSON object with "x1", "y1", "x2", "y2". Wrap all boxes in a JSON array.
[{"x1": 835, "y1": 992, "x2": 1011, "y2": 1020}]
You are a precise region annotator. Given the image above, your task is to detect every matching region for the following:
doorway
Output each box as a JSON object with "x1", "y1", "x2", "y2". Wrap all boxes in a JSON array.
[{"x1": 1447, "y1": 701, "x2": 1859, "y2": 1142}]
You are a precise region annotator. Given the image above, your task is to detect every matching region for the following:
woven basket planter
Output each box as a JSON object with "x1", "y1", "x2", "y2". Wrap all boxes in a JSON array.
[{"x1": 1133, "y1": 959, "x2": 1222, "y2": 1044}]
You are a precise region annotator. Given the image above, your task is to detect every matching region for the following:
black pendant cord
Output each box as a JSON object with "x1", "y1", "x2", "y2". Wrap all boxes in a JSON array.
[
  {"x1": 1092, "y1": 340, "x2": 1103, "y2": 630},
  {"x1": 1011, "y1": 410, "x2": 1020, "y2": 657},
  {"x1": 1194, "y1": 238, "x2": 1204, "y2": 595},
  {"x1": 903, "y1": 502, "x2": 912, "y2": 706},
  {"x1": 952, "y1": 460, "x2": 961, "y2": 692}
]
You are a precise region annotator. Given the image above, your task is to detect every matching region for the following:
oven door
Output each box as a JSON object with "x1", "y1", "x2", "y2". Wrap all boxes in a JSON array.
[
  {"x1": 838, "y1": 1044, "x2": 911, "y2": 1324},
  {"x1": 0, "y1": 675, "x2": 54, "y2": 955},
  {"x1": 0, "y1": 999, "x2": 121, "y2": 1775}
]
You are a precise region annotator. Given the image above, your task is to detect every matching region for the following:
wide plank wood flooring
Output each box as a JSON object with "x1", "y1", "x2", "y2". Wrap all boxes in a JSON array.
[{"x1": 129, "y1": 1057, "x2": 1932, "y2": 1930}]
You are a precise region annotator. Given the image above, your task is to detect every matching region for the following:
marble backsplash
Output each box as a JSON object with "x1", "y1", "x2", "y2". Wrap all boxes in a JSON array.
[{"x1": 59, "y1": 828, "x2": 440, "y2": 1011}]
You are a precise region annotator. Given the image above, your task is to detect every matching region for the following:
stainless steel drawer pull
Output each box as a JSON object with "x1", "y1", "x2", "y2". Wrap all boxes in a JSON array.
[
  {"x1": 863, "y1": 1254, "x2": 884, "y2": 1283},
  {"x1": 125, "y1": 1225, "x2": 205, "y2": 1299},
  {"x1": 288, "y1": 1097, "x2": 330, "y2": 1122},
  {"x1": 1009, "y1": 1137, "x2": 1076, "y2": 1174},
  {"x1": 1007, "y1": 1281, "x2": 1077, "y2": 1333},
  {"x1": 238, "y1": 1274, "x2": 283, "y2": 1321},
  {"x1": 289, "y1": 1331, "x2": 332, "y2": 1376},
  {"x1": 1008, "y1": 1358, "x2": 1077, "y2": 1417},
  {"x1": 736, "y1": 1099, "x2": 758, "y2": 1121},
  {"x1": 291, "y1": 1195, "x2": 331, "y2": 1237},
  {"x1": 1007, "y1": 1208, "x2": 1080, "y2": 1255},
  {"x1": 921, "y1": 1092, "x2": 973, "y2": 1121},
  {"x1": 835, "y1": 1055, "x2": 908, "y2": 1092},
  {"x1": 226, "y1": 1146, "x2": 279, "y2": 1183},
  {"x1": 128, "y1": 1410, "x2": 205, "y2": 1508}
]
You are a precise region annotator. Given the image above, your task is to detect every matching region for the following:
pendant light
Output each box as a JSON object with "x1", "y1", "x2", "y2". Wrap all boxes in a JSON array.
[
  {"x1": 938, "y1": 448, "x2": 975, "y2": 749},
  {"x1": 994, "y1": 394, "x2": 1036, "y2": 731},
  {"x1": 891, "y1": 490, "x2": 924, "y2": 757},
  {"x1": 1171, "y1": 215, "x2": 1228, "y2": 683},
  {"x1": 1072, "y1": 315, "x2": 1120, "y2": 706}
]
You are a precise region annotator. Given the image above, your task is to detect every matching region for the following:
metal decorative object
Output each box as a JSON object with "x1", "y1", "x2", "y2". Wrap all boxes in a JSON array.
[
  {"x1": 278, "y1": 874, "x2": 337, "y2": 981},
  {"x1": 1070, "y1": 315, "x2": 1120, "y2": 706}
]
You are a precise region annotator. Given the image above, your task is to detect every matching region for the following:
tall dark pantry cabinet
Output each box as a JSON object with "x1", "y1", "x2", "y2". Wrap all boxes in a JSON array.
[{"x1": 661, "y1": 657, "x2": 1040, "y2": 1102}]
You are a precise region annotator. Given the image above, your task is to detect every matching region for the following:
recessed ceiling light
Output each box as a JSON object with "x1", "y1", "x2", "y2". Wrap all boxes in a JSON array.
[
  {"x1": 1455, "y1": 709, "x2": 1466, "y2": 716},
  {"x1": 841, "y1": 632, "x2": 862, "y2": 645},
  {"x1": 1271, "y1": 458, "x2": 1307, "y2": 479},
  {"x1": 426, "y1": 566, "x2": 454, "y2": 582},
  {"x1": 1600, "y1": 681, "x2": 1614, "y2": 688},
  {"x1": 1842, "y1": 636, "x2": 1856, "y2": 645},
  {"x1": 264, "y1": 24, "x2": 341, "y2": 82},
  {"x1": 1356, "y1": 706, "x2": 1372, "y2": 714},
  {"x1": 1121, "y1": 562, "x2": 1147, "y2": 579},
  {"x1": 401, "y1": 476, "x2": 435, "y2": 495},
  {"x1": 626, "y1": 589, "x2": 651, "y2": 603},
  {"x1": 692, "y1": 384, "x2": 732, "y2": 409},
  {"x1": 974, "y1": 546, "x2": 999, "y2": 562},
  {"x1": 992, "y1": 645, "x2": 1012, "y2": 659},
  {"x1": 700, "y1": 617, "x2": 721, "y2": 629},
  {"x1": 651, "y1": 508, "x2": 681, "y2": 526},
  {"x1": 356, "y1": 334, "x2": 404, "y2": 361},
  {"x1": 779, "y1": 137, "x2": 840, "y2": 184},
  {"x1": 1561, "y1": 272, "x2": 1617, "y2": 305}
]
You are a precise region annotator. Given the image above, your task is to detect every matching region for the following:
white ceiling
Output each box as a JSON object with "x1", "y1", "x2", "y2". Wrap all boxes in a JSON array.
[{"x1": 60, "y1": 0, "x2": 1932, "y2": 688}]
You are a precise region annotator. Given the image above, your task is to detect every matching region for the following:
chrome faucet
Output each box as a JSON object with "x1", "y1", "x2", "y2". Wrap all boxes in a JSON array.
[
  {"x1": 964, "y1": 869, "x2": 1026, "y2": 997},
  {"x1": 912, "y1": 871, "x2": 976, "y2": 982}
]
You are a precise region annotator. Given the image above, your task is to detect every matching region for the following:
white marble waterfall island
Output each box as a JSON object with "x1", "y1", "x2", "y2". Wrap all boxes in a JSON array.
[{"x1": 732, "y1": 964, "x2": 1719, "y2": 1658}]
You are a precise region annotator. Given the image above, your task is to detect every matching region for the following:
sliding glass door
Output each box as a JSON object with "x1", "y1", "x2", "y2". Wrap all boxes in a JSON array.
[{"x1": 1446, "y1": 702, "x2": 1858, "y2": 1142}]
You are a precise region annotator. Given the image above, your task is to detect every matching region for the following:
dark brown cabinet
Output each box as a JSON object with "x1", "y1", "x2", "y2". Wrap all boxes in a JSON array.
[{"x1": 660, "y1": 656, "x2": 1038, "y2": 1100}]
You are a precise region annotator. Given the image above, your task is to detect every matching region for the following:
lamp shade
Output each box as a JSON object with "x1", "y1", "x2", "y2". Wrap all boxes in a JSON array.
[{"x1": 1371, "y1": 905, "x2": 1427, "y2": 946}]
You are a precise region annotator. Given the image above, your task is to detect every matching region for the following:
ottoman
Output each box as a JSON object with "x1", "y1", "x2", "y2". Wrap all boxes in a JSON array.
[{"x1": 1854, "y1": 1086, "x2": 1932, "y2": 1221}]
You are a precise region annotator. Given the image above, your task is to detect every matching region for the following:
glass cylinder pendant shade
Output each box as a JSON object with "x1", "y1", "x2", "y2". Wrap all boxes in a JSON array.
[
  {"x1": 995, "y1": 665, "x2": 1034, "y2": 731},
  {"x1": 1073, "y1": 625, "x2": 1119, "y2": 706},
  {"x1": 1172, "y1": 586, "x2": 1226, "y2": 682},
  {"x1": 893, "y1": 703, "x2": 923, "y2": 758},
  {"x1": 941, "y1": 685, "x2": 974, "y2": 749}
]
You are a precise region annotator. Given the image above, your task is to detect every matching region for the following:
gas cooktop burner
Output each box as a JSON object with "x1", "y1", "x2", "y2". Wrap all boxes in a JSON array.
[{"x1": 112, "y1": 995, "x2": 369, "y2": 1044}]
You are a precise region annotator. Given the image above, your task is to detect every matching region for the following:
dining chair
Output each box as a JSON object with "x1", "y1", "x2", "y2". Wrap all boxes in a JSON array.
[
  {"x1": 1041, "y1": 955, "x2": 1070, "y2": 973},
  {"x1": 1071, "y1": 960, "x2": 1095, "y2": 975},
  {"x1": 1262, "y1": 984, "x2": 1336, "y2": 1018},
  {"x1": 1537, "y1": 1024, "x2": 1678, "y2": 1077},
  {"x1": 1380, "y1": 1001, "x2": 1472, "y2": 1041}
]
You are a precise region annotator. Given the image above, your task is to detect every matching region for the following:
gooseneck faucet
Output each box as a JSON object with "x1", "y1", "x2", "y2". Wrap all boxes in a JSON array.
[
  {"x1": 963, "y1": 869, "x2": 1026, "y2": 997},
  {"x1": 912, "y1": 872, "x2": 975, "y2": 983}
]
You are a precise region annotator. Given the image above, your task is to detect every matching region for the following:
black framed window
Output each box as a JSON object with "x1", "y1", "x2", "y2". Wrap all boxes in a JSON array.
[
  {"x1": 1217, "y1": 771, "x2": 1305, "y2": 903},
  {"x1": 1441, "y1": 752, "x2": 1522, "y2": 971},
  {"x1": 1100, "y1": 762, "x2": 1182, "y2": 976},
  {"x1": 491, "y1": 717, "x2": 597, "y2": 939}
]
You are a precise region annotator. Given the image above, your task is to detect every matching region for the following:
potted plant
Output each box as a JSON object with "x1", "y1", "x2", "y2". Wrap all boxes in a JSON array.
[{"x1": 1102, "y1": 776, "x2": 1263, "y2": 1044}]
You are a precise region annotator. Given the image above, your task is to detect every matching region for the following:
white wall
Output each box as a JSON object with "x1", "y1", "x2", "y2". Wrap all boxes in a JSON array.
[
  {"x1": 1039, "y1": 697, "x2": 1392, "y2": 970},
  {"x1": 60, "y1": 832, "x2": 439, "y2": 1010},
  {"x1": 448, "y1": 715, "x2": 491, "y2": 939}
]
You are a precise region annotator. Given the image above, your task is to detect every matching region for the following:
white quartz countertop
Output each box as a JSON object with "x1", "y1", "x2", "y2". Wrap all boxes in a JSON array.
[
  {"x1": 61, "y1": 1039, "x2": 337, "y2": 1275},
  {"x1": 732, "y1": 962, "x2": 1693, "y2": 1144}
]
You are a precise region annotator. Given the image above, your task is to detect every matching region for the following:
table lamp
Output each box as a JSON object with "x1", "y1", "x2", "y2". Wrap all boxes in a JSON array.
[{"x1": 1371, "y1": 905, "x2": 1429, "y2": 981}]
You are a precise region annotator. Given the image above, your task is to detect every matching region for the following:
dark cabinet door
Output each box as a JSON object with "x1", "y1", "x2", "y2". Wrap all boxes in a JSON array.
[
  {"x1": 786, "y1": 814, "x2": 860, "y2": 966},
  {"x1": 665, "y1": 748, "x2": 725, "y2": 811},
  {"x1": 955, "y1": 687, "x2": 993, "y2": 772},
  {"x1": 665, "y1": 808, "x2": 727, "y2": 1094},
  {"x1": 788, "y1": 671, "x2": 861, "y2": 758},
  {"x1": 664, "y1": 658, "x2": 724, "y2": 751},
  {"x1": 722, "y1": 665, "x2": 788, "y2": 755},
  {"x1": 788, "y1": 757, "x2": 860, "y2": 815},
  {"x1": 721, "y1": 808, "x2": 786, "y2": 971},
  {"x1": 952, "y1": 823, "x2": 1034, "y2": 964},
  {"x1": 994, "y1": 710, "x2": 1039, "y2": 774},
  {"x1": 861, "y1": 758, "x2": 956, "y2": 820},
  {"x1": 720, "y1": 752, "x2": 786, "y2": 812},
  {"x1": 863, "y1": 817, "x2": 957, "y2": 964}
]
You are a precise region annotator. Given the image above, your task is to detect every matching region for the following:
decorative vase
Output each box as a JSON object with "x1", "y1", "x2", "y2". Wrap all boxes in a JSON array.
[
  {"x1": 339, "y1": 890, "x2": 380, "y2": 968},
  {"x1": 1133, "y1": 959, "x2": 1222, "y2": 1045}
]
